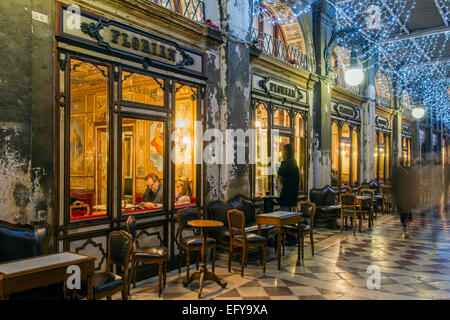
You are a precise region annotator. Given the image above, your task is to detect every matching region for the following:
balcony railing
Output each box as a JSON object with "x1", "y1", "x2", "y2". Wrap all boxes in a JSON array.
[
  {"x1": 153, "y1": 0, "x2": 204, "y2": 23},
  {"x1": 252, "y1": 29, "x2": 311, "y2": 73}
]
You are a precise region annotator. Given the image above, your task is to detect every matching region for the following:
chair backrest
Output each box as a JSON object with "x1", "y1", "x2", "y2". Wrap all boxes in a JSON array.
[
  {"x1": 0, "y1": 220, "x2": 50, "y2": 262},
  {"x1": 381, "y1": 185, "x2": 393, "y2": 197},
  {"x1": 309, "y1": 185, "x2": 336, "y2": 206},
  {"x1": 359, "y1": 188, "x2": 374, "y2": 206},
  {"x1": 106, "y1": 230, "x2": 133, "y2": 278},
  {"x1": 340, "y1": 193, "x2": 356, "y2": 209},
  {"x1": 227, "y1": 209, "x2": 246, "y2": 240},
  {"x1": 125, "y1": 215, "x2": 137, "y2": 241},
  {"x1": 176, "y1": 207, "x2": 200, "y2": 242},
  {"x1": 298, "y1": 201, "x2": 316, "y2": 228},
  {"x1": 70, "y1": 200, "x2": 90, "y2": 217}
]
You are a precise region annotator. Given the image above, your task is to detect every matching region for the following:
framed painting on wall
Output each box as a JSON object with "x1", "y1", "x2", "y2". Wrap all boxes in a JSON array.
[
  {"x1": 95, "y1": 95, "x2": 107, "y2": 123},
  {"x1": 71, "y1": 96, "x2": 86, "y2": 114}
]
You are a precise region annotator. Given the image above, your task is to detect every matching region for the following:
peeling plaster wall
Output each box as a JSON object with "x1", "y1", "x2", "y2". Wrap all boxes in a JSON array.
[
  {"x1": 0, "y1": 1, "x2": 33, "y2": 224},
  {"x1": 0, "y1": 0, "x2": 54, "y2": 225}
]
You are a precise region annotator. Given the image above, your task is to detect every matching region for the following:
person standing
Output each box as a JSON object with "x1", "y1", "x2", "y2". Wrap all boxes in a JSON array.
[{"x1": 277, "y1": 144, "x2": 300, "y2": 212}]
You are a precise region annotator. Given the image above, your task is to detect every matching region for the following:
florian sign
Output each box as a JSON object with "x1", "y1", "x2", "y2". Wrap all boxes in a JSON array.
[
  {"x1": 252, "y1": 74, "x2": 307, "y2": 105},
  {"x1": 332, "y1": 102, "x2": 360, "y2": 122},
  {"x1": 57, "y1": 3, "x2": 204, "y2": 75}
]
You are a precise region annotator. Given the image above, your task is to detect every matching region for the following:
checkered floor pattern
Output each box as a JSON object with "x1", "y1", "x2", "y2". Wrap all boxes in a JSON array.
[{"x1": 114, "y1": 208, "x2": 450, "y2": 300}]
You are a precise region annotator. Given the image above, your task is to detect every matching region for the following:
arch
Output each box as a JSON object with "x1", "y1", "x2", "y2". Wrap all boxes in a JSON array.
[
  {"x1": 375, "y1": 70, "x2": 393, "y2": 107},
  {"x1": 254, "y1": 1, "x2": 315, "y2": 71}
]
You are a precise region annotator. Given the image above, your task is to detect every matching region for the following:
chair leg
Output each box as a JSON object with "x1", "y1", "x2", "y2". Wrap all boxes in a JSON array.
[
  {"x1": 353, "y1": 215, "x2": 356, "y2": 236},
  {"x1": 196, "y1": 251, "x2": 199, "y2": 271},
  {"x1": 158, "y1": 262, "x2": 163, "y2": 297},
  {"x1": 301, "y1": 234, "x2": 304, "y2": 263},
  {"x1": 163, "y1": 259, "x2": 167, "y2": 288},
  {"x1": 178, "y1": 247, "x2": 182, "y2": 273},
  {"x1": 310, "y1": 232, "x2": 314, "y2": 256},
  {"x1": 133, "y1": 262, "x2": 138, "y2": 289},
  {"x1": 212, "y1": 247, "x2": 216, "y2": 273},
  {"x1": 282, "y1": 232, "x2": 285, "y2": 256},
  {"x1": 359, "y1": 216, "x2": 362, "y2": 233},
  {"x1": 259, "y1": 247, "x2": 263, "y2": 266},
  {"x1": 228, "y1": 245, "x2": 233, "y2": 273},
  {"x1": 186, "y1": 251, "x2": 190, "y2": 281},
  {"x1": 122, "y1": 289, "x2": 128, "y2": 300},
  {"x1": 241, "y1": 246, "x2": 247, "y2": 277},
  {"x1": 128, "y1": 256, "x2": 135, "y2": 293},
  {"x1": 340, "y1": 213, "x2": 344, "y2": 233}
]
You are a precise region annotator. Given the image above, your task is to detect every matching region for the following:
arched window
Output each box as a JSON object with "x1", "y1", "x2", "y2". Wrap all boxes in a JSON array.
[{"x1": 375, "y1": 71, "x2": 393, "y2": 107}]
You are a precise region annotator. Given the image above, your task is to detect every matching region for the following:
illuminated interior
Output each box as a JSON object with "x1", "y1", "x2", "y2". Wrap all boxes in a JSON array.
[
  {"x1": 273, "y1": 108, "x2": 291, "y2": 127},
  {"x1": 294, "y1": 113, "x2": 307, "y2": 193},
  {"x1": 174, "y1": 83, "x2": 197, "y2": 207},
  {"x1": 68, "y1": 59, "x2": 199, "y2": 221},
  {"x1": 402, "y1": 137, "x2": 411, "y2": 167},
  {"x1": 331, "y1": 122, "x2": 339, "y2": 187},
  {"x1": 331, "y1": 121, "x2": 359, "y2": 187},
  {"x1": 273, "y1": 134, "x2": 291, "y2": 195},
  {"x1": 375, "y1": 131, "x2": 390, "y2": 183},
  {"x1": 255, "y1": 103, "x2": 269, "y2": 197},
  {"x1": 69, "y1": 59, "x2": 109, "y2": 220}
]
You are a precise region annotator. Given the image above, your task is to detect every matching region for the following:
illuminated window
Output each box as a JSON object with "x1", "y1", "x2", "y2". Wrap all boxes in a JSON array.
[
  {"x1": 69, "y1": 58, "x2": 109, "y2": 222},
  {"x1": 122, "y1": 71, "x2": 165, "y2": 107},
  {"x1": 274, "y1": 108, "x2": 291, "y2": 127},
  {"x1": 294, "y1": 113, "x2": 307, "y2": 193},
  {"x1": 341, "y1": 124, "x2": 351, "y2": 185},
  {"x1": 174, "y1": 83, "x2": 197, "y2": 207},
  {"x1": 255, "y1": 103, "x2": 269, "y2": 198},
  {"x1": 352, "y1": 129, "x2": 359, "y2": 184},
  {"x1": 331, "y1": 122, "x2": 339, "y2": 187},
  {"x1": 121, "y1": 118, "x2": 165, "y2": 215}
]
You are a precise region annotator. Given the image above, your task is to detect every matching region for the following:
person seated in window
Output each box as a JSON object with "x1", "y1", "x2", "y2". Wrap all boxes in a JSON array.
[
  {"x1": 175, "y1": 179, "x2": 192, "y2": 206},
  {"x1": 142, "y1": 173, "x2": 163, "y2": 208}
]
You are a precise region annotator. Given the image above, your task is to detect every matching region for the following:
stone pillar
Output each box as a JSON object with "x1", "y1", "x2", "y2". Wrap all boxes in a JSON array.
[
  {"x1": 204, "y1": 0, "x2": 254, "y2": 201},
  {"x1": 311, "y1": 0, "x2": 335, "y2": 188}
]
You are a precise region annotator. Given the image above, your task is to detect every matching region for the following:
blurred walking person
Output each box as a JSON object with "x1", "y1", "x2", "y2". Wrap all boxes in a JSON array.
[{"x1": 391, "y1": 158, "x2": 414, "y2": 238}]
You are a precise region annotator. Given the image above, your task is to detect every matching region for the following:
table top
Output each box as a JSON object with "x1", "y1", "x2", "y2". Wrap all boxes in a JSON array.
[
  {"x1": 0, "y1": 252, "x2": 94, "y2": 275},
  {"x1": 257, "y1": 211, "x2": 302, "y2": 219},
  {"x1": 187, "y1": 220, "x2": 224, "y2": 228}
]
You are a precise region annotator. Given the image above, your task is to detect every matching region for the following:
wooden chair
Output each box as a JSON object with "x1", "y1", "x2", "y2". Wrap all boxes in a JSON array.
[
  {"x1": 282, "y1": 201, "x2": 317, "y2": 262},
  {"x1": 70, "y1": 200, "x2": 90, "y2": 217},
  {"x1": 339, "y1": 193, "x2": 363, "y2": 235},
  {"x1": 381, "y1": 185, "x2": 395, "y2": 214},
  {"x1": 126, "y1": 216, "x2": 168, "y2": 297},
  {"x1": 66, "y1": 230, "x2": 133, "y2": 300},
  {"x1": 227, "y1": 209, "x2": 267, "y2": 277},
  {"x1": 176, "y1": 207, "x2": 216, "y2": 282},
  {"x1": 359, "y1": 189, "x2": 375, "y2": 229}
]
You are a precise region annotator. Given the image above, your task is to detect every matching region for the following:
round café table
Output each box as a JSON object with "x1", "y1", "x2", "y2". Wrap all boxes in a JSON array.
[{"x1": 184, "y1": 219, "x2": 227, "y2": 298}]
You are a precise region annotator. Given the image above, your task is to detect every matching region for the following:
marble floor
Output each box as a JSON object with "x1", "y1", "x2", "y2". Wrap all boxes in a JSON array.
[{"x1": 114, "y1": 208, "x2": 450, "y2": 300}]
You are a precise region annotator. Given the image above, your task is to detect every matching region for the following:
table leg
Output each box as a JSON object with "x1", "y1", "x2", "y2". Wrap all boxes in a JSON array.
[
  {"x1": 198, "y1": 232, "x2": 207, "y2": 298},
  {"x1": 87, "y1": 273, "x2": 94, "y2": 300},
  {"x1": 277, "y1": 229, "x2": 282, "y2": 270}
]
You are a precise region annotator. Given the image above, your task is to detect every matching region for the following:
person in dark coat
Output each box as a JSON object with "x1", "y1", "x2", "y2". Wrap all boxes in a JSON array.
[
  {"x1": 391, "y1": 158, "x2": 414, "y2": 238},
  {"x1": 277, "y1": 144, "x2": 300, "y2": 211}
]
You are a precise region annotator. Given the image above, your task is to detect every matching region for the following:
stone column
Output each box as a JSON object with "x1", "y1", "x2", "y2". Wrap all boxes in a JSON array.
[{"x1": 311, "y1": 0, "x2": 335, "y2": 188}]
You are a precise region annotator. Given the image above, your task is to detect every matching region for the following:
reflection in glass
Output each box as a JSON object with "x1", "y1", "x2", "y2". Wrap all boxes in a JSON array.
[
  {"x1": 69, "y1": 59, "x2": 109, "y2": 221},
  {"x1": 122, "y1": 71, "x2": 165, "y2": 106},
  {"x1": 174, "y1": 83, "x2": 197, "y2": 207},
  {"x1": 121, "y1": 118, "x2": 165, "y2": 215},
  {"x1": 255, "y1": 104, "x2": 269, "y2": 197}
]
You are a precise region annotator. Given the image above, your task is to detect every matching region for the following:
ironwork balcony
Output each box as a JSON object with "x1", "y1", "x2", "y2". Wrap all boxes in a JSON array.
[
  {"x1": 152, "y1": 0, "x2": 204, "y2": 23},
  {"x1": 251, "y1": 28, "x2": 311, "y2": 73}
]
